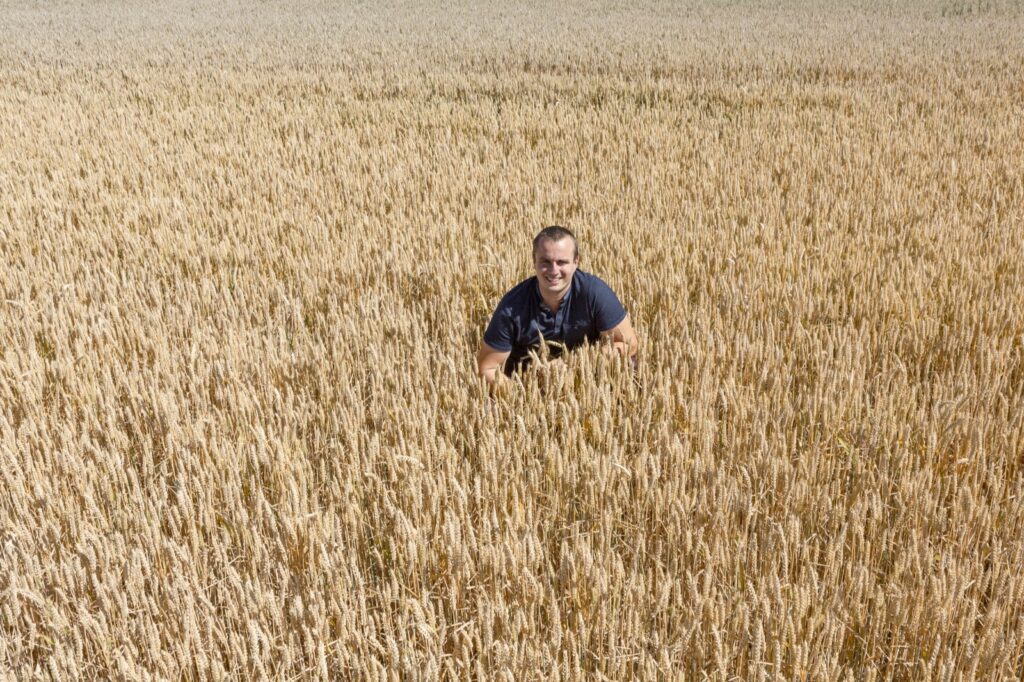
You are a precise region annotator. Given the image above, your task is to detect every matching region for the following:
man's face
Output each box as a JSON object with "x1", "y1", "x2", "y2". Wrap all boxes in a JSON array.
[{"x1": 534, "y1": 237, "x2": 578, "y2": 300}]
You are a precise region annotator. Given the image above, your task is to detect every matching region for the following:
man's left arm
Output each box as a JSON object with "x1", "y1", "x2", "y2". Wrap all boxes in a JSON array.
[
  {"x1": 600, "y1": 313, "x2": 639, "y2": 360},
  {"x1": 591, "y1": 275, "x2": 638, "y2": 361}
]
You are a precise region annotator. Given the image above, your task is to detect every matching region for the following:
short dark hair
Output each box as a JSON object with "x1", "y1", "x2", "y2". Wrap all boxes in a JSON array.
[{"x1": 532, "y1": 225, "x2": 578, "y2": 259}]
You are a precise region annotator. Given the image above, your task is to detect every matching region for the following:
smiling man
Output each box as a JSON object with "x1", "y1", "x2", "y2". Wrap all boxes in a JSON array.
[{"x1": 477, "y1": 226, "x2": 638, "y2": 384}]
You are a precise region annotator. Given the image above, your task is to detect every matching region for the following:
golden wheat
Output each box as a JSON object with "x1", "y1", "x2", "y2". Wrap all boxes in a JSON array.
[{"x1": 1, "y1": 1, "x2": 1023, "y2": 680}]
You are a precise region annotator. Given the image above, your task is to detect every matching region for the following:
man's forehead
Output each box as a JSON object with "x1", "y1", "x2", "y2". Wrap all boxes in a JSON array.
[{"x1": 535, "y1": 237, "x2": 575, "y2": 258}]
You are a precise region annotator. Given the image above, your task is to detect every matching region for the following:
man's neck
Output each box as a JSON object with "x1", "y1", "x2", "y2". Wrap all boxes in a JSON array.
[{"x1": 539, "y1": 287, "x2": 570, "y2": 313}]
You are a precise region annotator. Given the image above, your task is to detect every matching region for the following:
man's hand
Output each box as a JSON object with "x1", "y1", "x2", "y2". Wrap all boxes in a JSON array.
[{"x1": 477, "y1": 342, "x2": 511, "y2": 387}]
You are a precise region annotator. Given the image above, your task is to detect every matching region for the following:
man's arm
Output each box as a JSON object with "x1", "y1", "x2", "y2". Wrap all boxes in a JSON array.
[
  {"x1": 477, "y1": 342, "x2": 511, "y2": 386},
  {"x1": 599, "y1": 313, "x2": 639, "y2": 360}
]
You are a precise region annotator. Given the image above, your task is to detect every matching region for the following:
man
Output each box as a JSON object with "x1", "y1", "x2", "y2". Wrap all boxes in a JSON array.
[{"x1": 477, "y1": 226, "x2": 638, "y2": 384}]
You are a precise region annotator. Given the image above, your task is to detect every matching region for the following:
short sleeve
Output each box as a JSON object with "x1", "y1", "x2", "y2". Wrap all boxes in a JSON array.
[
  {"x1": 483, "y1": 304, "x2": 514, "y2": 351},
  {"x1": 590, "y1": 277, "x2": 627, "y2": 332}
]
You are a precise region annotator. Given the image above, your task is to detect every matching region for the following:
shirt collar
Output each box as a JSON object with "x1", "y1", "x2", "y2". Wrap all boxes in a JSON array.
[{"x1": 535, "y1": 275, "x2": 574, "y2": 313}]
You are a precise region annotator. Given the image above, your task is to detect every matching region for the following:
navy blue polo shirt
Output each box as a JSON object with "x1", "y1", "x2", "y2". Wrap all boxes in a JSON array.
[{"x1": 483, "y1": 270, "x2": 627, "y2": 373}]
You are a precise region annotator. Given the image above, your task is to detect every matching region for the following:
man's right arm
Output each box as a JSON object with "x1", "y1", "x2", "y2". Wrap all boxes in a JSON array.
[{"x1": 477, "y1": 342, "x2": 511, "y2": 386}]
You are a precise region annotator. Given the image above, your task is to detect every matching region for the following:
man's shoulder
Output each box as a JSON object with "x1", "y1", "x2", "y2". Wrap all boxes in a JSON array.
[
  {"x1": 572, "y1": 270, "x2": 626, "y2": 329},
  {"x1": 572, "y1": 270, "x2": 616, "y2": 295}
]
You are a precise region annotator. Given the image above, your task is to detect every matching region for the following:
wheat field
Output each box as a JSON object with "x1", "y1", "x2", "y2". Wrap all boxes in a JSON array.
[{"x1": 2, "y1": 1, "x2": 1023, "y2": 679}]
